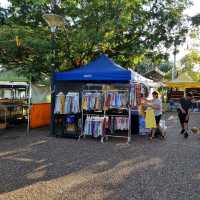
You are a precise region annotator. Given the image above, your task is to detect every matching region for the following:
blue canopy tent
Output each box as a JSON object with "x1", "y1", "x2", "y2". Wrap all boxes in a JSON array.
[
  {"x1": 52, "y1": 54, "x2": 138, "y2": 141},
  {"x1": 55, "y1": 54, "x2": 131, "y2": 82}
]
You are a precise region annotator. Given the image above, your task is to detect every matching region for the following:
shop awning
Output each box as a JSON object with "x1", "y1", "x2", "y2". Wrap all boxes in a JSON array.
[
  {"x1": 55, "y1": 54, "x2": 131, "y2": 82},
  {"x1": 165, "y1": 81, "x2": 200, "y2": 89},
  {"x1": 0, "y1": 81, "x2": 28, "y2": 88}
]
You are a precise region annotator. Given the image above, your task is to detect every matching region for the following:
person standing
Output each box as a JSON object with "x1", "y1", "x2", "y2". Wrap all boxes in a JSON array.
[
  {"x1": 177, "y1": 92, "x2": 193, "y2": 138},
  {"x1": 142, "y1": 91, "x2": 164, "y2": 139}
]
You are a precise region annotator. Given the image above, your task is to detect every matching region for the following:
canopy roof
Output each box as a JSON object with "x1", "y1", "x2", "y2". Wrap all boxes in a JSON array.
[
  {"x1": 0, "y1": 81, "x2": 28, "y2": 88},
  {"x1": 165, "y1": 81, "x2": 200, "y2": 89},
  {"x1": 175, "y1": 72, "x2": 194, "y2": 81},
  {"x1": 165, "y1": 72, "x2": 200, "y2": 89},
  {"x1": 55, "y1": 54, "x2": 131, "y2": 82},
  {"x1": 130, "y1": 69, "x2": 153, "y2": 83},
  {"x1": 129, "y1": 69, "x2": 163, "y2": 88}
]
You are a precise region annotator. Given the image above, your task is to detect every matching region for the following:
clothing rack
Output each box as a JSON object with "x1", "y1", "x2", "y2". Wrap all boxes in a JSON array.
[
  {"x1": 54, "y1": 91, "x2": 81, "y2": 138},
  {"x1": 53, "y1": 82, "x2": 141, "y2": 143},
  {"x1": 80, "y1": 89, "x2": 131, "y2": 143}
]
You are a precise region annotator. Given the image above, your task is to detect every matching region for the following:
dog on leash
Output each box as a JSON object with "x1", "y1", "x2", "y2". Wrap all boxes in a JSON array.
[{"x1": 191, "y1": 127, "x2": 200, "y2": 135}]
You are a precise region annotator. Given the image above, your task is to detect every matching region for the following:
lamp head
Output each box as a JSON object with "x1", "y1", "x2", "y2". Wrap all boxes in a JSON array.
[{"x1": 43, "y1": 14, "x2": 64, "y2": 32}]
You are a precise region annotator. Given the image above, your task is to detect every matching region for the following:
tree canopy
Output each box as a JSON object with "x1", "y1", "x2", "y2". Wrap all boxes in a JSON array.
[
  {"x1": 0, "y1": 0, "x2": 191, "y2": 81},
  {"x1": 180, "y1": 50, "x2": 200, "y2": 81}
]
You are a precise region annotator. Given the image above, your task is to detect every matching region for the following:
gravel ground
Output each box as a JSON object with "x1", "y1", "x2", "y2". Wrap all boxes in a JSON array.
[{"x1": 0, "y1": 112, "x2": 200, "y2": 200}]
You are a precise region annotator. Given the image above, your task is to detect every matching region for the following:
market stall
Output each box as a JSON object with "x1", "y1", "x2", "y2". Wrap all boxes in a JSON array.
[
  {"x1": 129, "y1": 69, "x2": 163, "y2": 97},
  {"x1": 53, "y1": 54, "x2": 143, "y2": 143},
  {"x1": 165, "y1": 80, "x2": 200, "y2": 112},
  {"x1": 0, "y1": 81, "x2": 30, "y2": 131},
  {"x1": 129, "y1": 69, "x2": 166, "y2": 136},
  {"x1": 0, "y1": 69, "x2": 51, "y2": 131}
]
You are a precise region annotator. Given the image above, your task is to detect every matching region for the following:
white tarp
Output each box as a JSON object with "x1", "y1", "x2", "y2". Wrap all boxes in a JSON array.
[
  {"x1": 31, "y1": 84, "x2": 50, "y2": 103},
  {"x1": 129, "y1": 69, "x2": 163, "y2": 88},
  {"x1": 0, "y1": 81, "x2": 28, "y2": 86}
]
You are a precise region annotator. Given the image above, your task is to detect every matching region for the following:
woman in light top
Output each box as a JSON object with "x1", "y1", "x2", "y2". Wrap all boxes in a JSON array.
[{"x1": 142, "y1": 91, "x2": 164, "y2": 139}]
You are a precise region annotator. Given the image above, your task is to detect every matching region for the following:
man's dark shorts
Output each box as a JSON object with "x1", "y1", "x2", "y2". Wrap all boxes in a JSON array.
[
  {"x1": 177, "y1": 109, "x2": 189, "y2": 123},
  {"x1": 155, "y1": 115, "x2": 162, "y2": 125}
]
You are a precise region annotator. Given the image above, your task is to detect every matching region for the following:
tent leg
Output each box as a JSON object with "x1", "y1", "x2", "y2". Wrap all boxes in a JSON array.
[{"x1": 27, "y1": 81, "x2": 31, "y2": 136}]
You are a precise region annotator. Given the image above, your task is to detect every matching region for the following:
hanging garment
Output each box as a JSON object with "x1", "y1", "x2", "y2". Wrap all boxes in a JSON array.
[
  {"x1": 95, "y1": 96, "x2": 102, "y2": 110},
  {"x1": 130, "y1": 86, "x2": 135, "y2": 107},
  {"x1": 104, "y1": 92, "x2": 128, "y2": 110},
  {"x1": 82, "y1": 93, "x2": 103, "y2": 111},
  {"x1": 65, "y1": 92, "x2": 80, "y2": 113},
  {"x1": 104, "y1": 93, "x2": 111, "y2": 110},
  {"x1": 54, "y1": 92, "x2": 65, "y2": 114},
  {"x1": 84, "y1": 116, "x2": 108, "y2": 137},
  {"x1": 145, "y1": 108, "x2": 156, "y2": 128},
  {"x1": 136, "y1": 84, "x2": 141, "y2": 105},
  {"x1": 82, "y1": 96, "x2": 87, "y2": 110},
  {"x1": 130, "y1": 83, "x2": 141, "y2": 108},
  {"x1": 109, "y1": 116, "x2": 129, "y2": 132}
]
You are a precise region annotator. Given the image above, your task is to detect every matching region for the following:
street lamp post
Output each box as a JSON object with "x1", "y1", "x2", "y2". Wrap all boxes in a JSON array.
[
  {"x1": 172, "y1": 35, "x2": 181, "y2": 81},
  {"x1": 43, "y1": 14, "x2": 64, "y2": 135},
  {"x1": 172, "y1": 41, "x2": 177, "y2": 81}
]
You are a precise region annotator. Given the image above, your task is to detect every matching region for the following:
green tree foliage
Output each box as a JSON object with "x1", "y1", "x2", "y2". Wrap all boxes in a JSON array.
[
  {"x1": 0, "y1": 0, "x2": 191, "y2": 81},
  {"x1": 159, "y1": 62, "x2": 173, "y2": 73},
  {"x1": 136, "y1": 56, "x2": 173, "y2": 75},
  {"x1": 181, "y1": 50, "x2": 200, "y2": 70},
  {"x1": 180, "y1": 50, "x2": 200, "y2": 81}
]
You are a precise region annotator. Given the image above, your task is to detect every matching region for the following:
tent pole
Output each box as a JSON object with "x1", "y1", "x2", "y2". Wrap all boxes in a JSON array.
[
  {"x1": 127, "y1": 82, "x2": 131, "y2": 144},
  {"x1": 26, "y1": 76, "x2": 31, "y2": 136}
]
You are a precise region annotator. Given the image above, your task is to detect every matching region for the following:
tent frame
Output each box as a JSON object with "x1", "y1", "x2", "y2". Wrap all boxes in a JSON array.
[
  {"x1": 52, "y1": 81, "x2": 132, "y2": 143},
  {"x1": 52, "y1": 54, "x2": 145, "y2": 143},
  {"x1": 79, "y1": 87, "x2": 131, "y2": 143}
]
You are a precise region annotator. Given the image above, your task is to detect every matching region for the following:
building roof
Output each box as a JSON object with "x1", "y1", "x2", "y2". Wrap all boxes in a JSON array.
[{"x1": 144, "y1": 68, "x2": 165, "y2": 82}]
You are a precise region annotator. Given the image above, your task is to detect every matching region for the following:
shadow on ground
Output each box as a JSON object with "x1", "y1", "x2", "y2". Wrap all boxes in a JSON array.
[{"x1": 0, "y1": 113, "x2": 200, "y2": 200}]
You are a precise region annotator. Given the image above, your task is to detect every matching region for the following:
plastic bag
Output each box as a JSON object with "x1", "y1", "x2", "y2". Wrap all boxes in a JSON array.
[{"x1": 160, "y1": 120, "x2": 167, "y2": 131}]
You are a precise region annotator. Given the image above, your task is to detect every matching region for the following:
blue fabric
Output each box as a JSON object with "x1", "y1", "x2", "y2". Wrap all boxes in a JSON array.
[
  {"x1": 139, "y1": 117, "x2": 146, "y2": 129},
  {"x1": 55, "y1": 54, "x2": 131, "y2": 82}
]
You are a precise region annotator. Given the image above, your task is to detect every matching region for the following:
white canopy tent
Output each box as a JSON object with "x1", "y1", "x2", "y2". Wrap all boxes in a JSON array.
[{"x1": 129, "y1": 69, "x2": 163, "y2": 88}]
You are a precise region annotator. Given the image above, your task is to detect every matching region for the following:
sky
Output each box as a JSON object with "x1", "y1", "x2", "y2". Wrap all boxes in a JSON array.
[
  {"x1": 1, "y1": 0, "x2": 200, "y2": 16},
  {"x1": 1, "y1": 0, "x2": 200, "y2": 15},
  {"x1": 0, "y1": 0, "x2": 10, "y2": 8},
  {"x1": 184, "y1": 0, "x2": 200, "y2": 16}
]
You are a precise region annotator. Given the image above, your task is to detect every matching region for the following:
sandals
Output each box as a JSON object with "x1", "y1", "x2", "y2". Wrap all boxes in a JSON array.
[{"x1": 184, "y1": 130, "x2": 189, "y2": 138}]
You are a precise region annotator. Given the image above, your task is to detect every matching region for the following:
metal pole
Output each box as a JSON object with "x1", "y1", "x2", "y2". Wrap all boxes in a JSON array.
[
  {"x1": 50, "y1": 31, "x2": 56, "y2": 135},
  {"x1": 27, "y1": 77, "x2": 31, "y2": 136},
  {"x1": 128, "y1": 83, "x2": 131, "y2": 144},
  {"x1": 172, "y1": 39, "x2": 177, "y2": 81}
]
